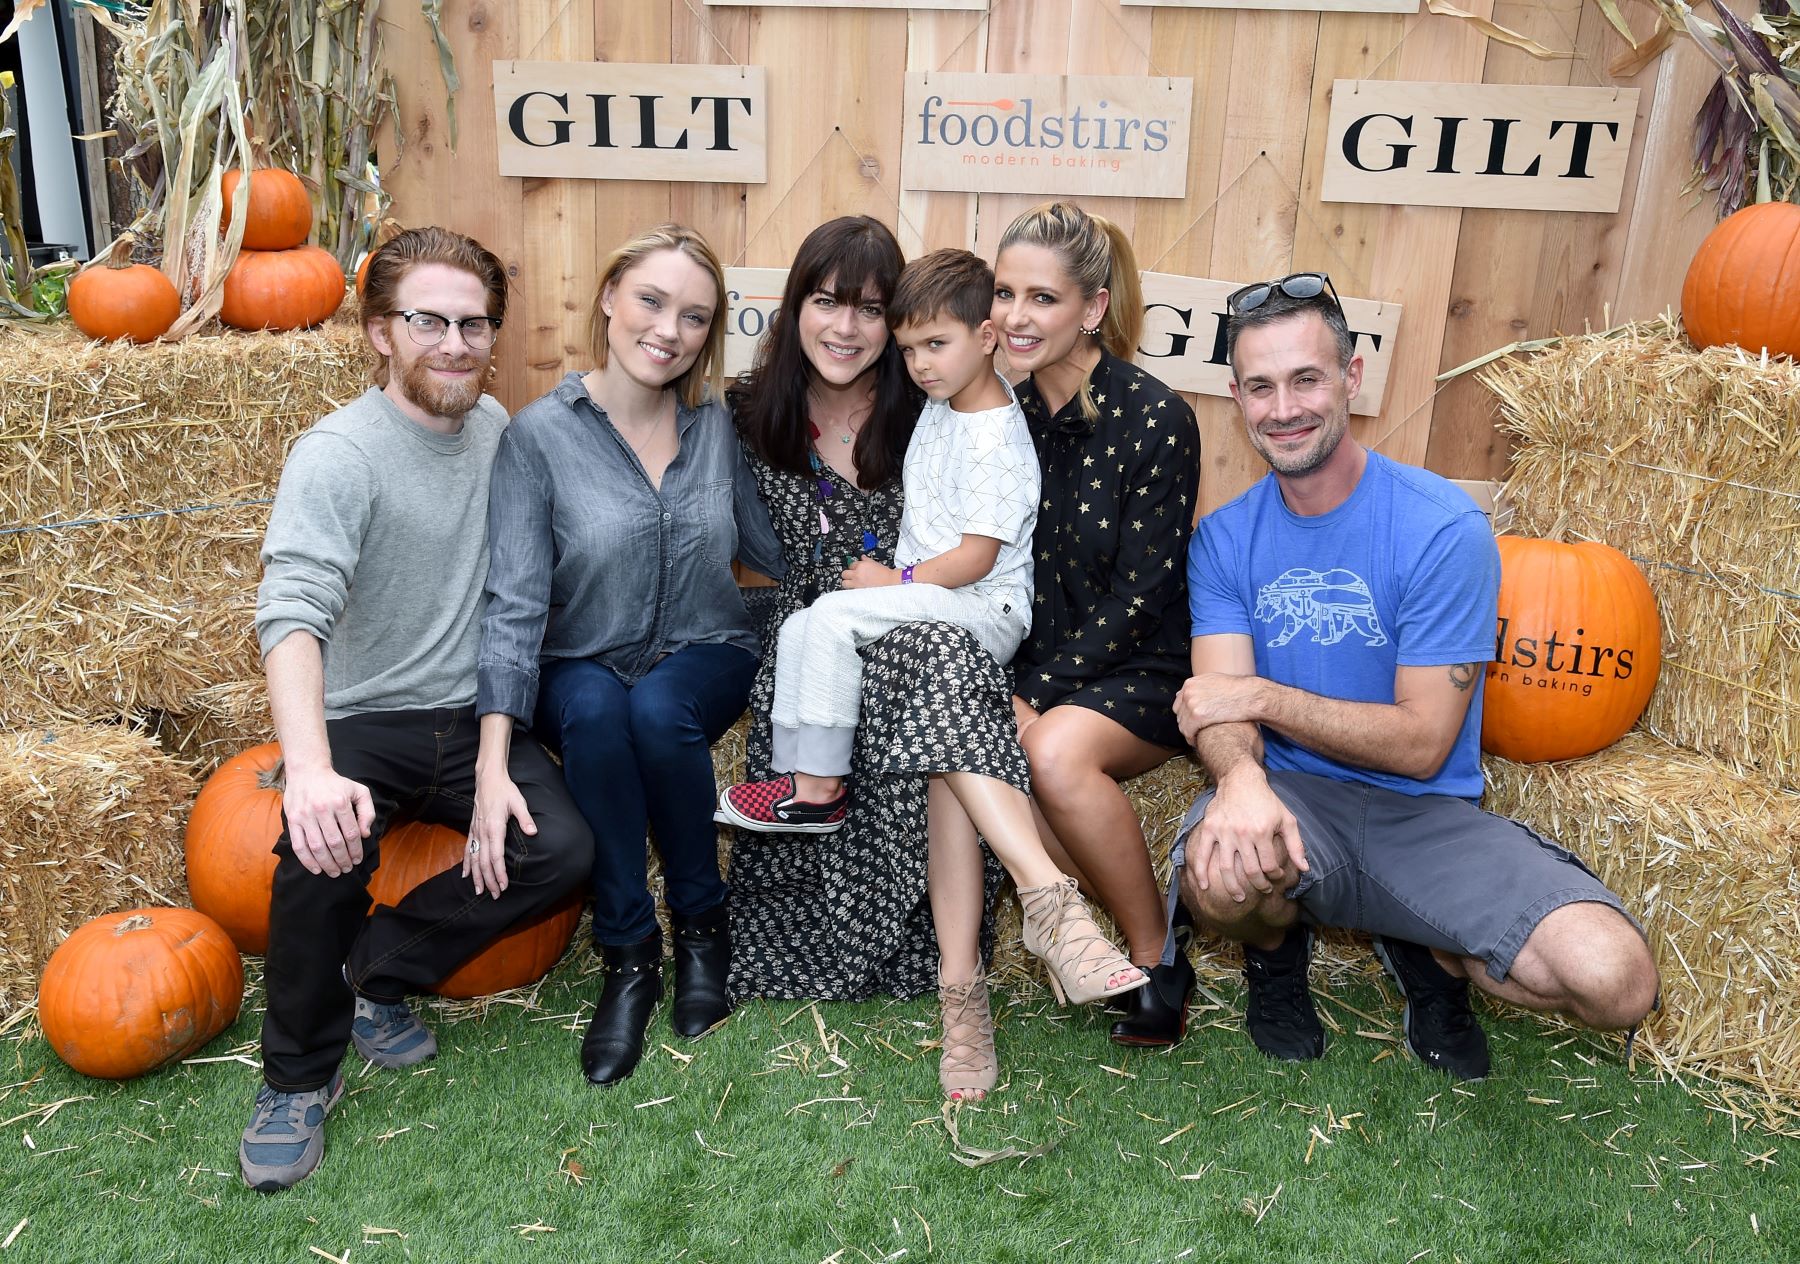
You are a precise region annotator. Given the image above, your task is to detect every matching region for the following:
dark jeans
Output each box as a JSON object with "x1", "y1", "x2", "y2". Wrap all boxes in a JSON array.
[
  {"x1": 534, "y1": 642, "x2": 757, "y2": 946},
  {"x1": 261, "y1": 706, "x2": 593, "y2": 1091}
]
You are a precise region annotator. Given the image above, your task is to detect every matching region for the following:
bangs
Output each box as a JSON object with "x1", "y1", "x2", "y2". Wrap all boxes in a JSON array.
[{"x1": 789, "y1": 217, "x2": 904, "y2": 308}]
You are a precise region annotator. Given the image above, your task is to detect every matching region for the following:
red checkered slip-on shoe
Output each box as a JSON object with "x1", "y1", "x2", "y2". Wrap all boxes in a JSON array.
[{"x1": 716, "y1": 775, "x2": 848, "y2": 834}]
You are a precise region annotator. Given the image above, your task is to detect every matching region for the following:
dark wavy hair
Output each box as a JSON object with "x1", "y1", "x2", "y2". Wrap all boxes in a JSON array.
[{"x1": 729, "y1": 216, "x2": 919, "y2": 488}]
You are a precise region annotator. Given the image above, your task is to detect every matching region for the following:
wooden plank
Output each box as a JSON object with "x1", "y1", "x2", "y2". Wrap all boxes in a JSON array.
[
  {"x1": 1287, "y1": 7, "x2": 1414, "y2": 492},
  {"x1": 515, "y1": 0, "x2": 597, "y2": 398},
  {"x1": 1194, "y1": 6, "x2": 1319, "y2": 511},
  {"x1": 971, "y1": 0, "x2": 1074, "y2": 267},
  {"x1": 1357, "y1": 3, "x2": 1493, "y2": 472},
  {"x1": 709, "y1": 0, "x2": 985, "y2": 8},
  {"x1": 71, "y1": 8, "x2": 110, "y2": 254},
  {"x1": 1122, "y1": 0, "x2": 1414, "y2": 9},
  {"x1": 898, "y1": 8, "x2": 989, "y2": 255},
  {"x1": 1062, "y1": 0, "x2": 1153, "y2": 250},
  {"x1": 1427, "y1": 0, "x2": 1584, "y2": 482},
  {"x1": 977, "y1": 1, "x2": 1150, "y2": 367},
  {"x1": 744, "y1": 5, "x2": 909, "y2": 267},
  {"x1": 587, "y1": 1, "x2": 676, "y2": 390},
  {"x1": 1606, "y1": 20, "x2": 1722, "y2": 322},
  {"x1": 379, "y1": 0, "x2": 526, "y2": 409},
  {"x1": 671, "y1": 0, "x2": 753, "y2": 263},
  {"x1": 1130, "y1": 4, "x2": 1238, "y2": 280},
  {"x1": 1128, "y1": 3, "x2": 1238, "y2": 519}
]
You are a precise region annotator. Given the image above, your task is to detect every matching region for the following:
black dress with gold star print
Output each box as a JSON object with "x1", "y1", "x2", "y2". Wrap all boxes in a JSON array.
[{"x1": 1012, "y1": 350, "x2": 1201, "y2": 749}]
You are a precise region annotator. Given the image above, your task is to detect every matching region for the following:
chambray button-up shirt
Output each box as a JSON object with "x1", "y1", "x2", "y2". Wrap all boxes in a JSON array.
[{"x1": 477, "y1": 372, "x2": 784, "y2": 721}]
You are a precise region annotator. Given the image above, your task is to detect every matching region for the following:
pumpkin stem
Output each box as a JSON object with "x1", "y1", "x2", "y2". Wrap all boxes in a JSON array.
[
  {"x1": 94, "y1": 232, "x2": 140, "y2": 271},
  {"x1": 115, "y1": 914, "x2": 155, "y2": 934},
  {"x1": 256, "y1": 757, "x2": 286, "y2": 793}
]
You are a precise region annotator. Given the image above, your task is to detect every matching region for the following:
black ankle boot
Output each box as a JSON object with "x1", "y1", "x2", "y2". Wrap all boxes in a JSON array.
[
  {"x1": 670, "y1": 903, "x2": 733, "y2": 1038},
  {"x1": 1110, "y1": 925, "x2": 1196, "y2": 1047},
  {"x1": 582, "y1": 932, "x2": 663, "y2": 1086}
]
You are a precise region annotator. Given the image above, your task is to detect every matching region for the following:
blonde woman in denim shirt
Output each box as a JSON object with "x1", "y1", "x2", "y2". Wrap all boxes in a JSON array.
[{"x1": 472, "y1": 225, "x2": 783, "y2": 1088}]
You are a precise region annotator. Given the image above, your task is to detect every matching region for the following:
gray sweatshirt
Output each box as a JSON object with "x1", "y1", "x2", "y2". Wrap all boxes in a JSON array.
[{"x1": 256, "y1": 386, "x2": 505, "y2": 718}]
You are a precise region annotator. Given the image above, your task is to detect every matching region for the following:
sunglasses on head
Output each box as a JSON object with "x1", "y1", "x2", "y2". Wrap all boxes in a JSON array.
[{"x1": 1225, "y1": 272, "x2": 1345, "y2": 319}]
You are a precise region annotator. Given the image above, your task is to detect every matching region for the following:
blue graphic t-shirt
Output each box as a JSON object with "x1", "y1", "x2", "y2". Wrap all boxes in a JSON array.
[{"x1": 1188, "y1": 450, "x2": 1499, "y2": 799}]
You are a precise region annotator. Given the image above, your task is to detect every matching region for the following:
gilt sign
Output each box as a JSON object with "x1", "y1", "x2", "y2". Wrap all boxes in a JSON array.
[
  {"x1": 1321, "y1": 80, "x2": 1638, "y2": 213},
  {"x1": 493, "y1": 61, "x2": 767, "y2": 184},
  {"x1": 1136, "y1": 272, "x2": 1401, "y2": 417}
]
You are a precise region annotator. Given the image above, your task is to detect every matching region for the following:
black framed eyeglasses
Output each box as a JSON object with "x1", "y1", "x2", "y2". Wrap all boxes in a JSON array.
[
  {"x1": 1225, "y1": 272, "x2": 1345, "y2": 320},
  {"x1": 388, "y1": 309, "x2": 503, "y2": 349}
]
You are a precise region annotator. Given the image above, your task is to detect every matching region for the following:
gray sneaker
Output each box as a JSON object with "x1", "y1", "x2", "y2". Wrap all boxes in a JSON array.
[
  {"x1": 239, "y1": 1074, "x2": 344, "y2": 1192},
  {"x1": 350, "y1": 997, "x2": 438, "y2": 1067}
]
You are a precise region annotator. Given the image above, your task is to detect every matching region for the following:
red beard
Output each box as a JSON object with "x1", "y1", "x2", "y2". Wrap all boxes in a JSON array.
[{"x1": 398, "y1": 352, "x2": 484, "y2": 420}]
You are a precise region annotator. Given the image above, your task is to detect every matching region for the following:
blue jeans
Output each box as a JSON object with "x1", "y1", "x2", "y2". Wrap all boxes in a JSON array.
[{"x1": 535, "y1": 643, "x2": 757, "y2": 946}]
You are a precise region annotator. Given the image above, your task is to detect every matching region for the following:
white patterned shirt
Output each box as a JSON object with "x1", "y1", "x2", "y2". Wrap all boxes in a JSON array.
[{"x1": 897, "y1": 377, "x2": 1040, "y2": 617}]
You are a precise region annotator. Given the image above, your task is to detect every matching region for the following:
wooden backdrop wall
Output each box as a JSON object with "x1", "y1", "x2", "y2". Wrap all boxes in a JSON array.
[{"x1": 379, "y1": 0, "x2": 1723, "y2": 513}]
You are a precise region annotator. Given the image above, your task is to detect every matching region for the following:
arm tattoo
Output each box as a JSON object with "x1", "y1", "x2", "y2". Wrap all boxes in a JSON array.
[{"x1": 1448, "y1": 662, "x2": 1478, "y2": 692}]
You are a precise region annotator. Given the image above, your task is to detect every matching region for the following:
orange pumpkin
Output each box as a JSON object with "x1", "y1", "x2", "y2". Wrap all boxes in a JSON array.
[
  {"x1": 219, "y1": 244, "x2": 346, "y2": 331},
  {"x1": 220, "y1": 168, "x2": 313, "y2": 251},
  {"x1": 184, "y1": 747, "x2": 583, "y2": 996},
  {"x1": 1680, "y1": 201, "x2": 1800, "y2": 361},
  {"x1": 39, "y1": 908, "x2": 244, "y2": 1080},
  {"x1": 185, "y1": 742, "x2": 284, "y2": 953},
  {"x1": 66, "y1": 236, "x2": 181, "y2": 343},
  {"x1": 1482, "y1": 537, "x2": 1661, "y2": 763},
  {"x1": 368, "y1": 822, "x2": 584, "y2": 1000}
]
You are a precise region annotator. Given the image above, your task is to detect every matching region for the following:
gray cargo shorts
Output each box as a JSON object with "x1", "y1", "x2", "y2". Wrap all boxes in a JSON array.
[{"x1": 1167, "y1": 770, "x2": 1634, "y2": 982}]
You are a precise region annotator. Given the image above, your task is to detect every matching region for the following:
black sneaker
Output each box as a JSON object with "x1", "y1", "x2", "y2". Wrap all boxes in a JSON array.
[
  {"x1": 1242, "y1": 925, "x2": 1326, "y2": 1061},
  {"x1": 1372, "y1": 936, "x2": 1491, "y2": 1081}
]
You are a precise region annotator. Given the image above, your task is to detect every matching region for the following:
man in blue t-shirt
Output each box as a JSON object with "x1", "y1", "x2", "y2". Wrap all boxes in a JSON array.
[{"x1": 1168, "y1": 274, "x2": 1656, "y2": 1080}]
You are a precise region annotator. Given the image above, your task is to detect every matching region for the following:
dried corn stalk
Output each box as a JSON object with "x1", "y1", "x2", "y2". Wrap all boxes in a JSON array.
[{"x1": 93, "y1": 0, "x2": 442, "y2": 323}]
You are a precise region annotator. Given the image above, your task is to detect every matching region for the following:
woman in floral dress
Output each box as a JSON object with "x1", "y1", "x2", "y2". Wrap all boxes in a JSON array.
[{"x1": 726, "y1": 217, "x2": 1021, "y2": 1008}]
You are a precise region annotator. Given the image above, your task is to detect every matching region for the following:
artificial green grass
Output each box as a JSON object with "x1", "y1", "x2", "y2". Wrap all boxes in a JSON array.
[{"x1": 2, "y1": 957, "x2": 1793, "y2": 1264}]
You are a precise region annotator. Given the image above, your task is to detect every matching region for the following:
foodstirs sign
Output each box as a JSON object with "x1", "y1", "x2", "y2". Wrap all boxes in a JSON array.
[{"x1": 901, "y1": 73, "x2": 1194, "y2": 198}]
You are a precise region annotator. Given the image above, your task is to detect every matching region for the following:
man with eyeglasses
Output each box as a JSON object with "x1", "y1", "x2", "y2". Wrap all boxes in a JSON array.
[
  {"x1": 240, "y1": 227, "x2": 593, "y2": 1191},
  {"x1": 1166, "y1": 273, "x2": 1656, "y2": 1080}
]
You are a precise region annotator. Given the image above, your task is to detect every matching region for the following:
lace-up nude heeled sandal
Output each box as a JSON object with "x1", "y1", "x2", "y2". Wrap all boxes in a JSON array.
[
  {"x1": 938, "y1": 973, "x2": 998, "y2": 1101},
  {"x1": 1019, "y1": 876, "x2": 1151, "y2": 1006}
]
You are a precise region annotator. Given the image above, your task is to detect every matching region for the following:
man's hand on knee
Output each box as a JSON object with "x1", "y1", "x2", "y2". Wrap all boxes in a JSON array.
[
  {"x1": 1185, "y1": 771, "x2": 1307, "y2": 904},
  {"x1": 283, "y1": 765, "x2": 374, "y2": 877}
]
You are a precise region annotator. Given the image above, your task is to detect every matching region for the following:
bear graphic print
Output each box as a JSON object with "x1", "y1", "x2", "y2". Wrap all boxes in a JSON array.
[{"x1": 1255, "y1": 567, "x2": 1389, "y2": 649}]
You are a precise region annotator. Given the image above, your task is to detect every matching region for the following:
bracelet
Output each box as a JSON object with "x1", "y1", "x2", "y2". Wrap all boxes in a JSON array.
[{"x1": 900, "y1": 565, "x2": 915, "y2": 584}]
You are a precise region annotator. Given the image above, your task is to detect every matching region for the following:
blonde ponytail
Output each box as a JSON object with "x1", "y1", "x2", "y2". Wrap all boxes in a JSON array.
[{"x1": 997, "y1": 201, "x2": 1142, "y2": 422}]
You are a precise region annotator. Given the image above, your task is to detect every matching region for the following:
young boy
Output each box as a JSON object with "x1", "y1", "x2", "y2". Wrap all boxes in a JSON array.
[{"x1": 720, "y1": 248, "x2": 1040, "y2": 833}]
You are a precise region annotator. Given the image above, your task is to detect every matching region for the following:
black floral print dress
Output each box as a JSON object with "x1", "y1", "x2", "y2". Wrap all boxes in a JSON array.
[
  {"x1": 1013, "y1": 351, "x2": 1202, "y2": 750},
  {"x1": 727, "y1": 446, "x2": 1022, "y2": 1002}
]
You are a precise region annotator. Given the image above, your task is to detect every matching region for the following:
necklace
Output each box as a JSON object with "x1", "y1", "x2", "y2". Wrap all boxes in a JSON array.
[
  {"x1": 805, "y1": 440, "x2": 880, "y2": 567},
  {"x1": 809, "y1": 393, "x2": 869, "y2": 447}
]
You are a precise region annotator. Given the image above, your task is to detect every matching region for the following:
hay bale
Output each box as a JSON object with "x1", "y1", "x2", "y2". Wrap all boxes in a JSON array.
[
  {"x1": 1482, "y1": 325, "x2": 1800, "y2": 786},
  {"x1": 147, "y1": 681, "x2": 277, "y2": 776},
  {"x1": 0, "y1": 320, "x2": 369, "y2": 725},
  {"x1": 1484, "y1": 731, "x2": 1800, "y2": 1104},
  {"x1": 0, "y1": 721, "x2": 196, "y2": 1018}
]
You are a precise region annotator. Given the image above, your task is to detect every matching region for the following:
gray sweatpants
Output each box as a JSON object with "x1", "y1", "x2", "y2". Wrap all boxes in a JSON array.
[{"x1": 770, "y1": 583, "x2": 1027, "y2": 777}]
